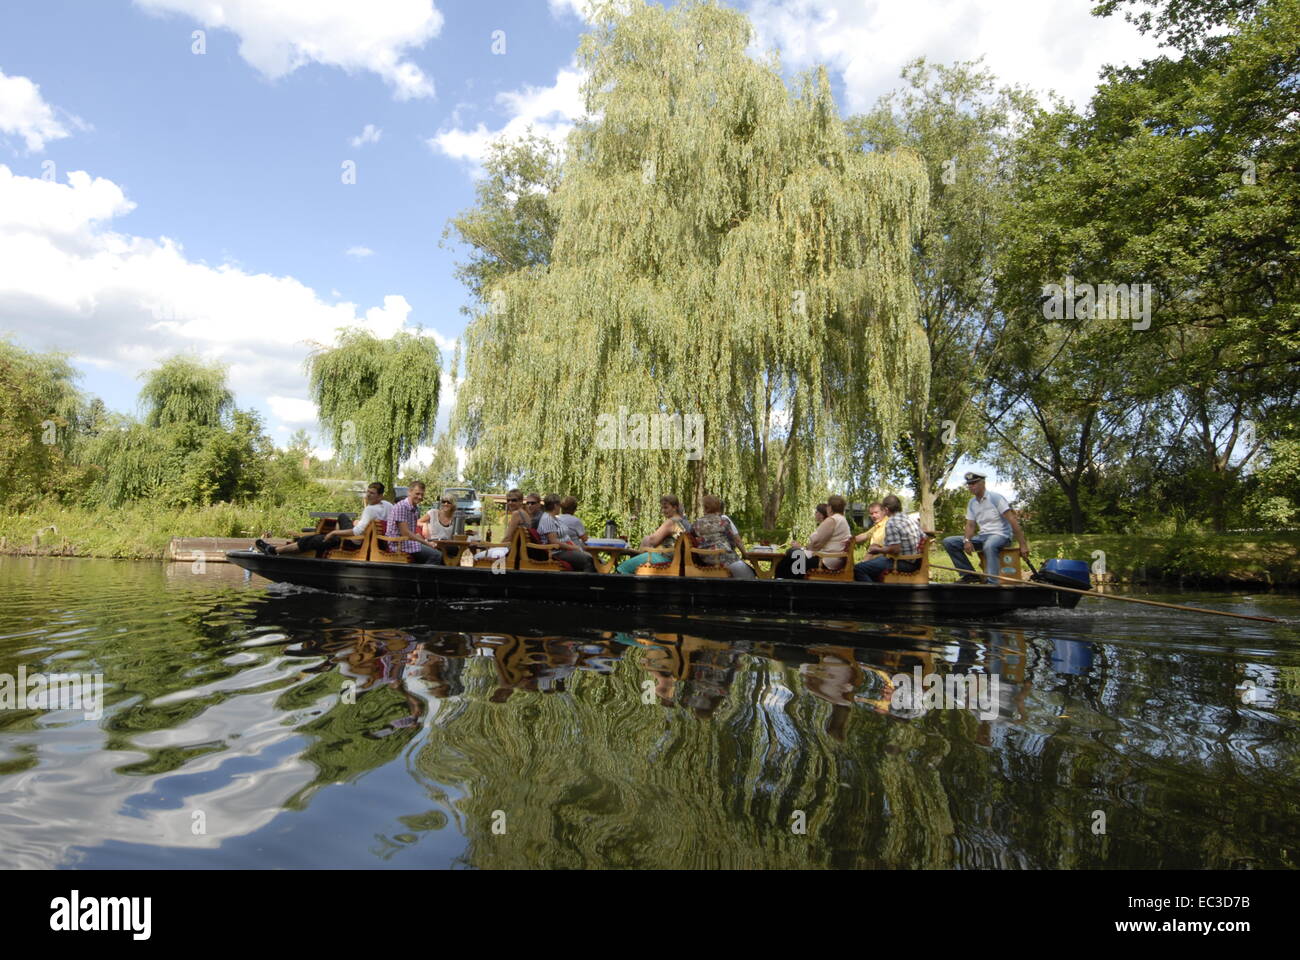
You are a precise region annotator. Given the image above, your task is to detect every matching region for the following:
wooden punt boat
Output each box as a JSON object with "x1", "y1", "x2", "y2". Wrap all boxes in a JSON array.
[{"x1": 226, "y1": 523, "x2": 1084, "y2": 620}]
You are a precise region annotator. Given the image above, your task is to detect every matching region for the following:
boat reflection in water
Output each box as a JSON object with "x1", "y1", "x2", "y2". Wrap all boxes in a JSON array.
[
  {"x1": 3, "y1": 558, "x2": 1296, "y2": 870},
  {"x1": 225, "y1": 589, "x2": 1290, "y2": 870}
]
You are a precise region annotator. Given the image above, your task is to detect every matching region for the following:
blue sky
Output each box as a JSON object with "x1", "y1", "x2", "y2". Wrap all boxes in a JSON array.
[{"x1": 0, "y1": 0, "x2": 1161, "y2": 486}]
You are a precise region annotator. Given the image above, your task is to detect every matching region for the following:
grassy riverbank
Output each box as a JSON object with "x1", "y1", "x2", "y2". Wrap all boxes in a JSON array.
[
  {"x1": 1022, "y1": 533, "x2": 1300, "y2": 587},
  {"x1": 2, "y1": 505, "x2": 1297, "y2": 585},
  {"x1": 0, "y1": 504, "x2": 317, "y2": 560}
]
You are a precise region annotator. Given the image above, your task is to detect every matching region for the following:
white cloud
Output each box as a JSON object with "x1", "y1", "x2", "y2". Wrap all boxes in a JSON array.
[
  {"x1": 548, "y1": 0, "x2": 632, "y2": 21},
  {"x1": 0, "y1": 68, "x2": 82, "y2": 152},
  {"x1": 349, "y1": 123, "x2": 382, "y2": 147},
  {"x1": 133, "y1": 0, "x2": 443, "y2": 100},
  {"x1": 363, "y1": 294, "x2": 414, "y2": 337},
  {"x1": 548, "y1": 0, "x2": 600, "y2": 20},
  {"x1": 0, "y1": 164, "x2": 418, "y2": 423},
  {"x1": 345, "y1": 245, "x2": 374, "y2": 258},
  {"x1": 430, "y1": 64, "x2": 587, "y2": 170},
  {"x1": 267, "y1": 396, "x2": 318, "y2": 424},
  {"x1": 743, "y1": 0, "x2": 1165, "y2": 113}
]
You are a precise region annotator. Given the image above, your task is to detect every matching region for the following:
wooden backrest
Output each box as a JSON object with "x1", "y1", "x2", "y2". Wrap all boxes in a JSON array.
[
  {"x1": 636, "y1": 538, "x2": 684, "y2": 576},
  {"x1": 372, "y1": 521, "x2": 418, "y2": 564},
  {"x1": 327, "y1": 524, "x2": 373, "y2": 561},
  {"x1": 882, "y1": 535, "x2": 930, "y2": 584},
  {"x1": 808, "y1": 537, "x2": 855, "y2": 581},
  {"x1": 515, "y1": 527, "x2": 570, "y2": 570},
  {"x1": 683, "y1": 532, "x2": 732, "y2": 578}
]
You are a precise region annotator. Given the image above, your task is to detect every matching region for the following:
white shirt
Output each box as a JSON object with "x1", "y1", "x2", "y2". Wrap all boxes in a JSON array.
[
  {"x1": 425, "y1": 513, "x2": 456, "y2": 540},
  {"x1": 967, "y1": 491, "x2": 1012, "y2": 538},
  {"x1": 352, "y1": 500, "x2": 392, "y2": 538}
]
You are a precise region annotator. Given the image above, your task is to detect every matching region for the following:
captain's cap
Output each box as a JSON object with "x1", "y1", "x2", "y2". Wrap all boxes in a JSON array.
[{"x1": 963, "y1": 471, "x2": 987, "y2": 484}]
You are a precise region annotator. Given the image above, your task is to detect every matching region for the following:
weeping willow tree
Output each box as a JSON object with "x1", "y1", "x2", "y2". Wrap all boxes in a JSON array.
[
  {"x1": 307, "y1": 329, "x2": 442, "y2": 494},
  {"x1": 138, "y1": 355, "x2": 234, "y2": 429},
  {"x1": 454, "y1": 0, "x2": 929, "y2": 529},
  {"x1": 0, "y1": 340, "x2": 86, "y2": 506},
  {"x1": 83, "y1": 355, "x2": 274, "y2": 507}
]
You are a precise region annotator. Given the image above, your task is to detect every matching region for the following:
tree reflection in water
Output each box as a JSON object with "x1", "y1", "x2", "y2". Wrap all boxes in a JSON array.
[{"x1": 262, "y1": 593, "x2": 1298, "y2": 869}]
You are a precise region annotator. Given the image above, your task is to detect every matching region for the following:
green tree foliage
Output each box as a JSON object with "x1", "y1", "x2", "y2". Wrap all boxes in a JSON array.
[
  {"x1": 443, "y1": 132, "x2": 563, "y2": 306},
  {"x1": 81, "y1": 356, "x2": 304, "y2": 509},
  {"x1": 454, "y1": 0, "x2": 929, "y2": 528},
  {"x1": 0, "y1": 340, "x2": 87, "y2": 506},
  {"x1": 992, "y1": 0, "x2": 1298, "y2": 531},
  {"x1": 138, "y1": 355, "x2": 234, "y2": 429},
  {"x1": 848, "y1": 59, "x2": 1034, "y2": 528},
  {"x1": 1093, "y1": 0, "x2": 1267, "y2": 50},
  {"x1": 427, "y1": 431, "x2": 460, "y2": 488},
  {"x1": 306, "y1": 329, "x2": 442, "y2": 495}
]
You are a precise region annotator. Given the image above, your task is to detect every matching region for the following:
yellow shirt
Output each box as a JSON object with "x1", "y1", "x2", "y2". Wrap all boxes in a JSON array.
[{"x1": 867, "y1": 518, "x2": 888, "y2": 548}]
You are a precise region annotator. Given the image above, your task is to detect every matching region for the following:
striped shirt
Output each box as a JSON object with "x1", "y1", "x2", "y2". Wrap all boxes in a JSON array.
[{"x1": 385, "y1": 498, "x2": 423, "y2": 554}]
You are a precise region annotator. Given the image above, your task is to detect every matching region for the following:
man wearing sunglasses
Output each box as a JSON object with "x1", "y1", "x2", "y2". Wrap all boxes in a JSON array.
[
  {"x1": 943, "y1": 472, "x2": 1030, "y2": 584},
  {"x1": 524, "y1": 493, "x2": 544, "y2": 529}
]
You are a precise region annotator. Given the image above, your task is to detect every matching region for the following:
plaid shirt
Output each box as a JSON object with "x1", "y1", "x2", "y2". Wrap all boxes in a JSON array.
[
  {"x1": 883, "y1": 514, "x2": 923, "y2": 556},
  {"x1": 385, "y1": 498, "x2": 422, "y2": 553}
]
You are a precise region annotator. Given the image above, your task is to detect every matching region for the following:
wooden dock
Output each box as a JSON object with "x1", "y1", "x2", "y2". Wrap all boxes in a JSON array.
[{"x1": 168, "y1": 538, "x2": 256, "y2": 562}]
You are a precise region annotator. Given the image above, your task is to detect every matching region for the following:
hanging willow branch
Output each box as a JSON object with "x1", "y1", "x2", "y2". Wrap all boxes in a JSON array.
[
  {"x1": 307, "y1": 330, "x2": 443, "y2": 493},
  {"x1": 139, "y1": 356, "x2": 233, "y2": 429},
  {"x1": 455, "y1": 0, "x2": 929, "y2": 529}
]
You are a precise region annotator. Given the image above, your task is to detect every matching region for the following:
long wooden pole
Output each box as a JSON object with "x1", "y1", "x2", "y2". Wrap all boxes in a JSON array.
[{"x1": 928, "y1": 561, "x2": 1282, "y2": 624}]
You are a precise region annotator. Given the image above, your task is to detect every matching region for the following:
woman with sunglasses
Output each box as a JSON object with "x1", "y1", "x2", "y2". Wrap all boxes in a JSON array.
[
  {"x1": 501, "y1": 490, "x2": 533, "y2": 547},
  {"x1": 421, "y1": 494, "x2": 460, "y2": 560}
]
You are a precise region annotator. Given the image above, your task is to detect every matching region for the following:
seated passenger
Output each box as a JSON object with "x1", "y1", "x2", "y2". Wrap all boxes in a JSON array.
[
  {"x1": 525, "y1": 492, "x2": 544, "y2": 530},
  {"x1": 775, "y1": 495, "x2": 851, "y2": 578},
  {"x1": 384, "y1": 481, "x2": 445, "y2": 565},
  {"x1": 851, "y1": 501, "x2": 887, "y2": 552},
  {"x1": 854, "y1": 494, "x2": 924, "y2": 582},
  {"x1": 943, "y1": 472, "x2": 1030, "y2": 584},
  {"x1": 422, "y1": 493, "x2": 460, "y2": 560},
  {"x1": 691, "y1": 495, "x2": 756, "y2": 578},
  {"x1": 537, "y1": 494, "x2": 596, "y2": 572},
  {"x1": 484, "y1": 488, "x2": 530, "y2": 561},
  {"x1": 616, "y1": 495, "x2": 689, "y2": 574},
  {"x1": 254, "y1": 482, "x2": 390, "y2": 557},
  {"x1": 558, "y1": 496, "x2": 591, "y2": 548}
]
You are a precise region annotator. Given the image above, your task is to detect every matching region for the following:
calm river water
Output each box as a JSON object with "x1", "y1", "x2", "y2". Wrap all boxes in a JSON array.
[{"x1": 0, "y1": 557, "x2": 1297, "y2": 869}]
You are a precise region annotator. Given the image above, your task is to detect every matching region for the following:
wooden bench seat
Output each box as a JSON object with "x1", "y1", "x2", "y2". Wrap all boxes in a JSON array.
[
  {"x1": 373, "y1": 532, "x2": 417, "y2": 564},
  {"x1": 635, "y1": 538, "x2": 683, "y2": 576},
  {"x1": 516, "y1": 528, "x2": 576, "y2": 572},
  {"x1": 807, "y1": 540, "x2": 855, "y2": 582},
  {"x1": 881, "y1": 536, "x2": 931, "y2": 584},
  {"x1": 683, "y1": 533, "x2": 732, "y2": 578},
  {"x1": 326, "y1": 524, "x2": 372, "y2": 562}
]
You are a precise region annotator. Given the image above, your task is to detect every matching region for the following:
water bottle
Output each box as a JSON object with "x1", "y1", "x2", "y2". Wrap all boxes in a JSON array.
[{"x1": 604, "y1": 520, "x2": 618, "y2": 541}]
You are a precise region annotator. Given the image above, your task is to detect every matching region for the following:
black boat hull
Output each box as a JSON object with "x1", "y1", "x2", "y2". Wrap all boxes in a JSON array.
[{"x1": 226, "y1": 551, "x2": 1082, "y2": 619}]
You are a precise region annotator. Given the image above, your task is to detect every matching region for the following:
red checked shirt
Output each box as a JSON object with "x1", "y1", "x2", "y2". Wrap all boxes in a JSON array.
[{"x1": 385, "y1": 498, "x2": 422, "y2": 553}]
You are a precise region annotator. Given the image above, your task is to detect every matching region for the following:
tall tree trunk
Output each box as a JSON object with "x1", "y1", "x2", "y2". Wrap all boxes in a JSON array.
[
  {"x1": 1208, "y1": 481, "x2": 1229, "y2": 533},
  {"x1": 915, "y1": 441, "x2": 936, "y2": 531},
  {"x1": 1066, "y1": 483, "x2": 1085, "y2": 534},
  {"x1": 691, "y1": 458, "x2": 707, "y2": 517}
]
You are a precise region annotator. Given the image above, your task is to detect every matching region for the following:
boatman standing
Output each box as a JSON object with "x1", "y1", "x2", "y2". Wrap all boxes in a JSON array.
[{"x1": 943, "y1": 472, "x2": 1030, "y2": 584}]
